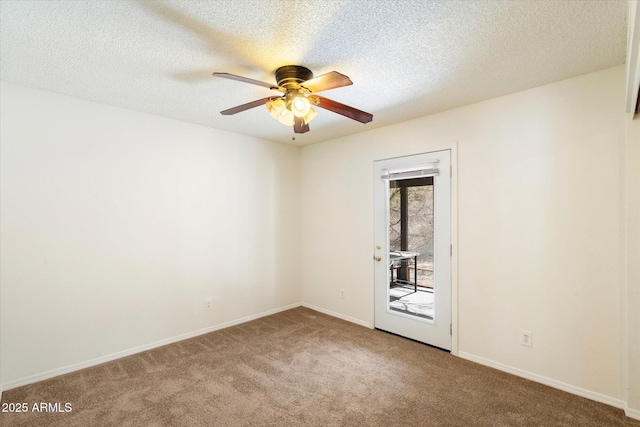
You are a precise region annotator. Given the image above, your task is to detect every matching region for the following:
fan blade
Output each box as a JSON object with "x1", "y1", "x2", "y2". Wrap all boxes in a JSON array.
[
  {"x1": 220, "y1": 97, "x2": 276, "y2": 115},
  {"x1": 301, "y1": 71, "x2": 352, "y2": 93},
  {"x1": 312, "y1": 95, "x2": 373, "y2": 123},
  {"x1": 213, "y1": 72, "x2": 279, "y2": 90},
  {"x1": 294, "y1": 117, "x2": 310, "y2": 133}
]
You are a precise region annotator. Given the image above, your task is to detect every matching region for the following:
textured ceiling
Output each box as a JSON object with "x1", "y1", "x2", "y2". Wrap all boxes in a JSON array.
[{"x1": 0, "y1": 0, "x2": 629, "y2": 146}]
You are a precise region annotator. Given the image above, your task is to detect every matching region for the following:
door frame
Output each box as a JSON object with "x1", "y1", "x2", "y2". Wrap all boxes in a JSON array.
[{"x1": 372, "y1": 143, "x2": 458, "y2": 355}]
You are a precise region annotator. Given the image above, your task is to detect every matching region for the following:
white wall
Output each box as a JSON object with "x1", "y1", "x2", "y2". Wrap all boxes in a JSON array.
[
  {"x1": 0, "y1": 82, "x2": 301, "y2": 386},
  {"x1": 300, "y1": 66, "x2": 626, "y2": 402},
  {"x1": 626, "y1": 0, "x2": 640, "y2": 417}
]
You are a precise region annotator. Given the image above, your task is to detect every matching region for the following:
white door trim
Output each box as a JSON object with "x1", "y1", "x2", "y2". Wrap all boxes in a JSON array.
[{"x1": 450, "y1": 143, "x2": 458, "y2": 356}]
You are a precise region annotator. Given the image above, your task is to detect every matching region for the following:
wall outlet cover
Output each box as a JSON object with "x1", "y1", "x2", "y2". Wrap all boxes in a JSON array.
[{"x1": 520, "y1": 330, "x2": 532, "y2": 347}]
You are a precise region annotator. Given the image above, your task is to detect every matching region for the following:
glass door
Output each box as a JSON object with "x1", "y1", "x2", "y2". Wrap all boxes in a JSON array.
[{"x1": 373, "y1": 150, "x2": 451, "y2": 350}]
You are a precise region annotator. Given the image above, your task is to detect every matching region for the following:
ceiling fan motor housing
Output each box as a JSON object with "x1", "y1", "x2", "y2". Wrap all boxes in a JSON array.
[{"x1": 275, "y1": 65, "x2": 313, "y2": 89}]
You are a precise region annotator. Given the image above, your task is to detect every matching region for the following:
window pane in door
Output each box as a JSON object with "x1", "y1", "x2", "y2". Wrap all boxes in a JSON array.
[{"x1": 388, "y1": 177, "x2": 434, "y2": 321}]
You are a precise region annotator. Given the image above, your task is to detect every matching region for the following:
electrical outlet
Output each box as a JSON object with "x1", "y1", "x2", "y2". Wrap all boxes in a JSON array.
[
  {"x1": 205, "y1": 298, "x2": 212, "y2": 311},
  {"x1": 340, "y1": 289, "x2": 345, "y2": 299},
  {"x1": 520, "y1": 330, "x2": 532, "y2": 347}
]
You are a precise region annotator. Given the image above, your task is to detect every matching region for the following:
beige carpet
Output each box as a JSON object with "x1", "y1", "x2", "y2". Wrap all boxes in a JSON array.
[{"x1": 1, "y1": 307, "x2": 637, "y2": 426}]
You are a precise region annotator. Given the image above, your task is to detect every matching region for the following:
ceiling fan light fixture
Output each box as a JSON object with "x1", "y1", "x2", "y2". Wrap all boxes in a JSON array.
[
  {"x1": 290, "y1": 95, "x2": 311, "y2": 118},
  {"x1": 267, "y1": 99, "x2": 294, "y2": 126},
  {"x1": 278, "y1": 109, "x2": 295, "y2": 126},
  {"x1": 266, "y1": 98, "x2": 286, "y2": 120},
  {"x1": 303, "y1": 107, "x2": 318, "y2": 125},
  {"x1": 267, "y1": 97, "x2": 308, "y2": 127}
]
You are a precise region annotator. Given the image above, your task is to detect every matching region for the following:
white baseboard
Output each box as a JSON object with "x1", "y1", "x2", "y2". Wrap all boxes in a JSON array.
[
  {"x1": 458, "y1": 351, "x2": 625, "y2": 410},
  {"x1": 301, "y1": 303, "x2": 371, "y2": 328},
  {"x1": 1, "y1": 302, "x2": 301, "y2": 392},
  {"x1": 626, "y1": 406, "x2": 640, "y2": 421}
]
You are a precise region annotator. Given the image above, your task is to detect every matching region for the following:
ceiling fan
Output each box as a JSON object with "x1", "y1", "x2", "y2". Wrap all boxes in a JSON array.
[{"x1": 212, "y1": 65, "x2": 373, "y2": 134}]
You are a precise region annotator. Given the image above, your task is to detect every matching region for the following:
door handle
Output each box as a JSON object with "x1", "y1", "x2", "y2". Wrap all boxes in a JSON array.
[{"x1": 374, "y1": 255, "x2": 382, "y2": 262}]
